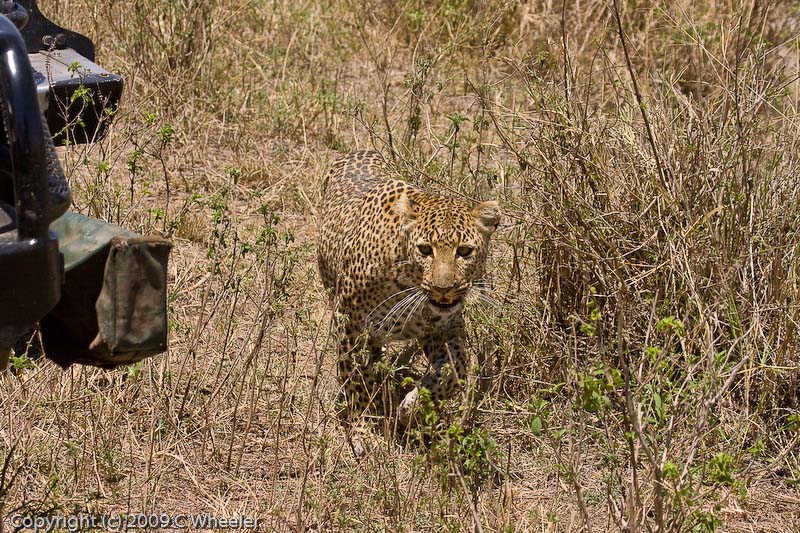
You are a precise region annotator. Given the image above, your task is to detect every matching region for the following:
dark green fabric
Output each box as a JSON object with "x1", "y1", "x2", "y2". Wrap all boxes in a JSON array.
[
  {"x1": 40, "y1": 212, "x2": 170, "y2": 368},
  {"x1": 50, "y1": 211, "x2": 137, "y2": 271},
  {"x1": 91, "y1": 235, "x2": 170, "y2": 363}
]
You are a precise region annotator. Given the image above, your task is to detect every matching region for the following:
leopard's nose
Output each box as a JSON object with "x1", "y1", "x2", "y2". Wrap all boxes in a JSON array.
[{"x1": 431, "y1": 260, "x2": 455, "y2": 290}]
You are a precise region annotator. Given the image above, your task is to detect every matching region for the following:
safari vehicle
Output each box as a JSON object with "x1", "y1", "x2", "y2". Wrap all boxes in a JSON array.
[{"x1": 0, "y1": 0, "x2": 170, "y2": 370}]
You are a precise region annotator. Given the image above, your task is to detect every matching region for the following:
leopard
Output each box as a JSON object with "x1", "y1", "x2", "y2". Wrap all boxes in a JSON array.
[{"x1": 317, "y1": 150, "x2": 501, "y2": 429}]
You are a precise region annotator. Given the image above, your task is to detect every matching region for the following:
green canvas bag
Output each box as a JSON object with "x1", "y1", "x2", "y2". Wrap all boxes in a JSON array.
[{"x1": 39, "y1": 211, "x2": 171, "y2": 368}]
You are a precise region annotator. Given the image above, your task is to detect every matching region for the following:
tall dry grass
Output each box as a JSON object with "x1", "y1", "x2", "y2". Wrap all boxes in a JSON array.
[{"x1": 1, "y1": 0, "x2": 799, "y2": 531}]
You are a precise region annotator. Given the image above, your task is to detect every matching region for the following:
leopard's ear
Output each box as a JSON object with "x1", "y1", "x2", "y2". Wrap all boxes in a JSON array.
[
  {"x1": 394, "y1": 192, "x2": 418, "y2": 225},
  {"x1": 472, "y1": 200, "x2": 501, "y2": 235}
]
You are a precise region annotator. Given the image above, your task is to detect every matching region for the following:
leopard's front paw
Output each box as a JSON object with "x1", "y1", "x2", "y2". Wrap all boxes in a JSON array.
[
  {"x1": 347, "y1": 430, "x2": 369, "y2": 459},
  {"x1": 398, "y1": 387, "x2": 420, "y2": 427}
]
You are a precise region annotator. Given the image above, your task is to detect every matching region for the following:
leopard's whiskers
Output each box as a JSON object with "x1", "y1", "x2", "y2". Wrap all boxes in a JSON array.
[
  {"x1": 389, "y1": 291, "x2": 425, "y2": 331},
  {"x1": 382, "y1": 290, "x2": 420, "y2": 321},
  {"x1": 476, "y1": 292, "x2": 502, "y2": 307},
  {"x1": 386, "y1": 291, "x2": 425, "y2": 332},
  {"x1": 469, "y1": 281, "x2": 503, "y2": 308},
  {"x1": 377, "y1": 289, "x2": 423, "y2": 331},
  {"x1": 365, "y1": 286, "x2": 420, "y2": 323},
  {"x1": 399, "y1": 291, "x2": 427, "y2": 333}
]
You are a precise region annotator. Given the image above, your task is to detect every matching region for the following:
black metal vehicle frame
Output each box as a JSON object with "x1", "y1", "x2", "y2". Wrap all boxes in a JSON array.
[{"x1": 0, "y1": 11, "x2": 62, "y2": 349}]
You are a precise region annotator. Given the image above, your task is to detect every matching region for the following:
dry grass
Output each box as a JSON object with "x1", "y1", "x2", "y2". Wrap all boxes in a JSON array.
[{"x1": 1, "y1": 0, "x2": 800, "y2": 531}]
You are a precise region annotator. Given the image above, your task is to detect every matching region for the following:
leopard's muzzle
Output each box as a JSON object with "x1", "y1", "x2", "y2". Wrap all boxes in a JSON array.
[{"x1": 424, "y1": 284, "x2": 470, "y2": 310}]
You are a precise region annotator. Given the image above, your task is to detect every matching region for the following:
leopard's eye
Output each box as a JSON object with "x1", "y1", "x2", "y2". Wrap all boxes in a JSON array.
[
  {"x1": 417, "y1": 244, "x2": 433, "y2": 256},
  {"x1": 456, "y1": 245, "x2": 474, "y2": 258}
]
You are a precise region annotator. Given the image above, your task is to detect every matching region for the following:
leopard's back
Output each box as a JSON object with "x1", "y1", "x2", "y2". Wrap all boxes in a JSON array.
[{"x1": 317, "y1": 150, "x2": 413, "y2": 300}]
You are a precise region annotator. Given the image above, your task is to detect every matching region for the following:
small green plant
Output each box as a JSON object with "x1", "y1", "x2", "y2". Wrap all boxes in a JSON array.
[
  {"x1": 706, "y1": 453, "x2": 736, "y2": 486},
  {"x1": 656, "y1": 315, "x2": 686, "y2": 337},
  {"x1": 577, "y1": 363, "x2": 621, "y2": 413},
  {"x1": 9, "y1": 353, "x2": 34, "y2": 372},
  {"x1": 786, "y1": 414, "x2": 800, "y2": 433},
  {"x1": 447, "y1": 425, "x2": 499, "y2": 493},
  {"x1": 126, "y1": 362, "x2": 143, "y2": 380},
  {"x1": 157, "y1": 124, "x2": 175, "y2": 143},
  {"x1": 526, "y1": 395, "x2": 550, "y2": 437},
  {"x1": 691, "y1": 510, "x2": 721, "y2": 533}
]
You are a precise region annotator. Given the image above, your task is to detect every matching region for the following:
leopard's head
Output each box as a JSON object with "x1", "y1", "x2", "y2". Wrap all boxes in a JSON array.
[{"x1": 394, "y1": 191, "x2": 501, "y2": 313}]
